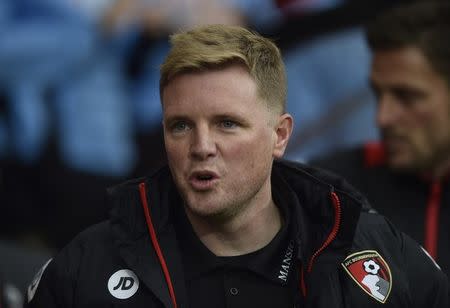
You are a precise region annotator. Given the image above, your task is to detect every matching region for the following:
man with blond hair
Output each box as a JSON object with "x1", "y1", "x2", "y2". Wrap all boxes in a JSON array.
[{"x1": 27, "y1": 24, "x2": 447, "y2": 307}]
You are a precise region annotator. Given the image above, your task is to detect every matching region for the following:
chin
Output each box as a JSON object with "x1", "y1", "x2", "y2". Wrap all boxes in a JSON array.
[
  {"x1": 185, "y1": 197, "x2": 221, "y2": 215},
  {"x1": 187, "y1": 206, "x2": 230, "y2": 222},
  {"x1": 387, "y1": 156, "x2": 419, "y2": 173},
  {"x1": 186, "y1": 199, "x2": 238, "y2": 222}
]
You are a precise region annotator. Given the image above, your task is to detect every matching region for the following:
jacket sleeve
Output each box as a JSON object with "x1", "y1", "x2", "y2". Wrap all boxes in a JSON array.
[
  {"x1": 401, "y1": 232, "x2": 449, "y2": 308},
  {"x1": 25, "y1": 246, "x2": 77, "y2": 307}
]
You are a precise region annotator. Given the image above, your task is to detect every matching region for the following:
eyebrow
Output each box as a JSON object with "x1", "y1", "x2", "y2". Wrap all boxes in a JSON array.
[
  {"x1": 163, "y1": 115, "x2": 189, "y2": 124},
  {"x1": 164, "y1": 112, "x2": 251, "y2": 126}
]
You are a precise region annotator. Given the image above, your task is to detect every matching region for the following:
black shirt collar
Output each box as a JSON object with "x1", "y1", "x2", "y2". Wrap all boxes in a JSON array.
[{"x1": 174, "y1": 184, "x2": 299, "y2": 286}]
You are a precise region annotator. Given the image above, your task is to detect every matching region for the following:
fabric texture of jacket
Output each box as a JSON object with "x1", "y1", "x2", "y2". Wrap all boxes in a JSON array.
[
  {"x1": 311, "y1": 142, "x2": 450, "y2": 276},
  {"x1": 26, "y1": 160, "x2": 448, "y2": 307}
]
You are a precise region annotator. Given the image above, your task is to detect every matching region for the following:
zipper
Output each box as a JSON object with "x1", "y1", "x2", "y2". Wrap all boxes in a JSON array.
[
  {"x1": 139, "y1": 182, "x2": 178, "y2": 308},
  {"x1": 300, "y1": 191, "x2": 342, "y2": 297}
]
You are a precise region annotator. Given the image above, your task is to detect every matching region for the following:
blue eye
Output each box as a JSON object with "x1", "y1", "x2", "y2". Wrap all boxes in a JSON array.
[
  {"x1": 221, "y1": 120, "x2": 237, "y2": 129},
  {"x1": 172, "y1": 121, "x2": 189, "y2": 132}
]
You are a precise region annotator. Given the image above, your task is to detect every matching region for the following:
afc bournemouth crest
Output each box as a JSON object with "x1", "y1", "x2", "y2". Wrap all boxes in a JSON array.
[{"x1": 342, "y1": 250, "x2": 392, "y2": 303}]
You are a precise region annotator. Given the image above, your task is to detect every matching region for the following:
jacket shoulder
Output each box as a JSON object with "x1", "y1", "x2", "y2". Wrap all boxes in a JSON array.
[
  {"x1": 63, "y1": 221, "x2": 114, "y2": 254},
  {"x1": 309, "y1": 146, "x2": 365, "y2": 179},
  {"x1": 276, "y1": 159, "x2": 373, "y2": 212},
  {"x1": 26, "y1": 221, "x2": 115, "y2": 307},
  {"x1": 350, "y1": 212, "x2": 448, "y2": 306}
]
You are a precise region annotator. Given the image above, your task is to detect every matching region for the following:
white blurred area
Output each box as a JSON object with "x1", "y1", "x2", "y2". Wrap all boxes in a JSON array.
[{"x1": 73, "y1": 0, "x2": 249, "y2": 31}]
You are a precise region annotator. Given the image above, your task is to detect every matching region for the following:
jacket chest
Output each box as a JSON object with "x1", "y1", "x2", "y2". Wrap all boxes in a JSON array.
[{"x1": 303, "y1": 253, "x2": 412, "y2": 308}]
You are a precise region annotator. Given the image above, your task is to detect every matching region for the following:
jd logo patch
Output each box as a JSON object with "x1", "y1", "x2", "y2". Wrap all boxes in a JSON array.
[
  {"x1": 342, "y1": 250, "x2": 392, "y2": 303},
  {"x1": 108, "y1": 269, "x2": 139, "y2": 299}
]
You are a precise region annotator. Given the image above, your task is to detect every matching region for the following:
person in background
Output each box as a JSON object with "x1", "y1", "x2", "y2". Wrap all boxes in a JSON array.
[
  {"x1": 311, "y1": 0, "x2": 450, "y2": 276},
  {"x1": 26, "y1": 24, "x2": 447, "y2": 307},
  {"x1": 0, "y1": 277, "x2": 23, "y2": 308}
]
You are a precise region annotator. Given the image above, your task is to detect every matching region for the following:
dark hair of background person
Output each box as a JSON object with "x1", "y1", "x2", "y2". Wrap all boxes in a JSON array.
[{"x1": 366, "y1": 0, "x2": 450, "y2": 85}]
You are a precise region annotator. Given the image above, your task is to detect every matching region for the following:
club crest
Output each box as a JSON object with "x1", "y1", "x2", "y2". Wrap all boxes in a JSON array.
[{"x1": 342, "y1": 250, "x2": 392, "y2": 303}]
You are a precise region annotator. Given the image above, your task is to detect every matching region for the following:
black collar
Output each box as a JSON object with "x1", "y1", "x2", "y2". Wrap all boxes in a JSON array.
[{"x1": 174, "y1": 187, "x2": 298, "y2": 286}]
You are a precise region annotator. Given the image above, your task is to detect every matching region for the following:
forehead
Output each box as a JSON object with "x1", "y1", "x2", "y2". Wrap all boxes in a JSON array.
[
  {"x1": 370, "y1": 47, "x2": 444, "y2": 87},
  {"x1": 162, "y1": 65, "x2": 267, "y2": 115}
]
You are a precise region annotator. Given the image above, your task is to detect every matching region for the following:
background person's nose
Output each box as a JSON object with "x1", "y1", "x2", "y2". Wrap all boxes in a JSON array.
[{"x1": 376, "y1": 96, "x2": 401, "y2": 129}]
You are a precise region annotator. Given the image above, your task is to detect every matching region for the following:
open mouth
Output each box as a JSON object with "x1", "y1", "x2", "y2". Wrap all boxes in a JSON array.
[
  {"x1": 196, "y1": 174, "x2": 214, "y2": 181},
  {"x1": 189, "y1": 171, "x2": 218, "y2": 190}
]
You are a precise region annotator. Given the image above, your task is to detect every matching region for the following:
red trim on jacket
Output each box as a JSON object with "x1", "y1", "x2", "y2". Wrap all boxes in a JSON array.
[
  {"x1": 300, "y1": 191, "x2": 342, "y2": 297},
  {"x1": 424, "y1": 181, "x2": 442, "y2": 259},
  {"x1": 139, "y1": 183, "x2": 178, "y2": 308},
  {"x1": 300, "y1": 264, "x2": 307, "y2": 297},
  {"x1": 139, "y1": 181, "x2": 342, "y2": 302},
  {"x1": 275, "y1": 0, "x2": 296, "y2": 8},
  {"x1": 363, "y1": 141, "x2": 386, "y2": 168},
  {"x1": 363, "y1": 141, "x2": 449, "y2": 261}
]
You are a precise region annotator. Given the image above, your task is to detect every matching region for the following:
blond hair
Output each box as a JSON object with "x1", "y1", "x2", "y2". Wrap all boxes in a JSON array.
[{"x1": 160, "y1": 24, "x2": 287, "y2": 114}]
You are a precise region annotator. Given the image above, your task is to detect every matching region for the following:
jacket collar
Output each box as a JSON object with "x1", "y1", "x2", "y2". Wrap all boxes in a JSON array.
[
  {"x1": 107, "y1": 168, "x2": 188, "y2": 307},
  {"x1": 108, "y1": 160, "x2": 364, "y2": 306},
  {"x1": 272, "y1": 161, "x2": 362, "y2": 268}
]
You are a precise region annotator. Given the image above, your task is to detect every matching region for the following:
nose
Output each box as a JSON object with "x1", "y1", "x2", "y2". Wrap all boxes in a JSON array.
[
  {"x1": 189, "y1": 125, "x2": 217, "y2": 160},
  {"x1": 376, "y1": 95, "x2": 400, "y2": 129}
]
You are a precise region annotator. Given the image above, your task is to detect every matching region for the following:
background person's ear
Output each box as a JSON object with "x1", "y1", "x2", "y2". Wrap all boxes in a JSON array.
[{"x1": 273, "y1": 113, "x2": 293, "y2": 158}]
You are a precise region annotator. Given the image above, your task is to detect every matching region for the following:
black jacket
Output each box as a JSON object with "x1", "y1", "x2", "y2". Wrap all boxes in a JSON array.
[
  {"x1": 26, "y1": 160, "x2": 448, "y2": 307},
  {"x1": 311, "y1": 143, "x2": 450, "y2": 276}
]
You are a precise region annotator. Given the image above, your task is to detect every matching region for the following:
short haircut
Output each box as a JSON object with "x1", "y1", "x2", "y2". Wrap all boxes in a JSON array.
[
  {"x1": 366, "y1": 1, "x2": 450, "y2": 84},
  {"x1": 160, "y1": 24, "x2": 287, "y2": 114}
]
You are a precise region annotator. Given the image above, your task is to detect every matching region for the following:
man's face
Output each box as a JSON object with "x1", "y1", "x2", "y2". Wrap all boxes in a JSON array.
[
  {"x1": 162, "y1": 65, "x2": 292, "y2": 221},
  {"x1": 370, "y1": 47, "x2": 450, "y2": 173}
]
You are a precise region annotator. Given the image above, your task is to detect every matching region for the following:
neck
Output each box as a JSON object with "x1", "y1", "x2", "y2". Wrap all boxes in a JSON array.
[
  {"x1": 429, "y1": 156, "x2": 450, "y2": 179},
  {"x1": 185, "y1": 199, "x2": 282, "y2": 257}
]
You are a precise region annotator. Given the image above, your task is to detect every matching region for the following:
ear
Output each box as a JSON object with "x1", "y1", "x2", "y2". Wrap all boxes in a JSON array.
[{"x1": 273, "y1": 113, "x2": 293, "y2": 158}]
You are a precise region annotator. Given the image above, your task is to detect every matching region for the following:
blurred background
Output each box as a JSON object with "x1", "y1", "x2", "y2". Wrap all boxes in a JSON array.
[{"x1": 0, "y1": 0, "x2": 406, "y2": 303}]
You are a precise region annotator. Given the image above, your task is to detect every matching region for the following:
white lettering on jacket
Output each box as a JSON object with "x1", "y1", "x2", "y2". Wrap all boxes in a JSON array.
[
  {"x1": 278, "y1": 241, "x2": 295, "y2": 282},
  {"x1": 108, "y1": 269, "x2": 140, "y2": 299}
]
